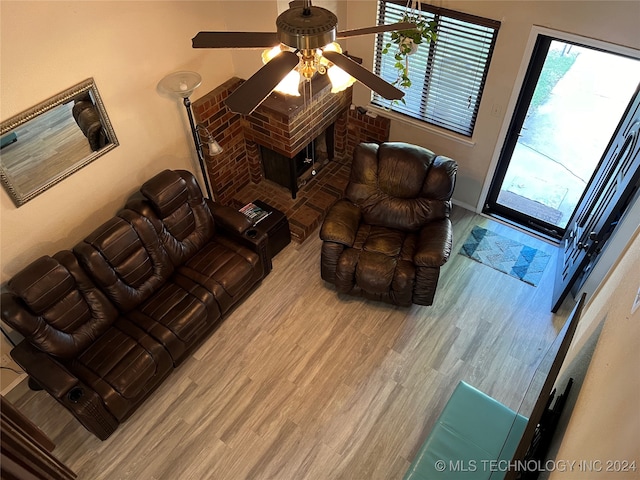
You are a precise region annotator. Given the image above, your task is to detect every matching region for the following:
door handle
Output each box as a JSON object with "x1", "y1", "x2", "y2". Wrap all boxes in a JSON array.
[{"x1": 577, "y1": 232, "x2": 598, "y2": 250}]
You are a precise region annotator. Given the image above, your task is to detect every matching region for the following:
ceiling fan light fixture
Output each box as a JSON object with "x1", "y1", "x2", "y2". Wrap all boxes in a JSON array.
[
  {"x1": 321, "y1": 41, "x2": 342, "y2": 54},
  {"x1": 318, "y1": 41, "x2": 341, "y2": 66},
  {"x1": 276, "y1": 5, "x2": 337, "y2": 50},
  {"x1": 319, "y1": 42, "x2": 355, "y2": 93},
  {"x1": 262, "y1": 45, "x2": 287, "y2": 64},
  {"x1": 328, "y1": 65, "x2": 356, "y2": 93},
  {"x1": 192, "y1": 1, "x2": 407, "y2": 114},
  {"x1": 262, "y1": 45, "x2": 301, "y2": 96},
  {"x1": 275, "y1": 69, "x2": 302, "y2": 96}
]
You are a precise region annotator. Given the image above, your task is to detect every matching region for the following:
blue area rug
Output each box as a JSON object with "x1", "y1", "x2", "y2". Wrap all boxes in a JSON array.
[{"x1": 459, "y1": 226, "x2": 551, "y2": 286}]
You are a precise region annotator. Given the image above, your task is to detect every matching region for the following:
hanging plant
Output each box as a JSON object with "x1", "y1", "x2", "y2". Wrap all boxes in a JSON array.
[{"x1": 381, "y1": 7, "x2": 437, "y2": 98}]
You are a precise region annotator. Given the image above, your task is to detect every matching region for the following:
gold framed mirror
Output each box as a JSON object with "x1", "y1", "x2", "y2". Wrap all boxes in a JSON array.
[{"x1": 0, "y1": 78, "x2": 118, "y2": 207}]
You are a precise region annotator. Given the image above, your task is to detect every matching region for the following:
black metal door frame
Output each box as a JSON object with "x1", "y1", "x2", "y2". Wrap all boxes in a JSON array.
[{"x1": 483, "y1": 35, "x2": 561, "y2": 238}]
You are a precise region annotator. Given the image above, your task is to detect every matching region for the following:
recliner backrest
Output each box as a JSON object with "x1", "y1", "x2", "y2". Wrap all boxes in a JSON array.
[
  {"x1": 346, "y1": 142, "x2": 457, "y2": 231},
  {"x1": 73, "y1": 209, "x2": 174, "y2": 312},
  {"x1": 132, "y1": 169, "x2": 215, "y2": 266},
  {"x1": 1, "y1": 251, "x2": 119, "y2": 358}
]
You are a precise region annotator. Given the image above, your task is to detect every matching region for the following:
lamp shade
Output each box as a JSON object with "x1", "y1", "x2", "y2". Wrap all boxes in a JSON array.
[
  {"x1": 262, "y1": 46, "x2": 301, "y2": 96},
  {"x1": 158, "y1": 71, "x2": 202, "y2": 98}
]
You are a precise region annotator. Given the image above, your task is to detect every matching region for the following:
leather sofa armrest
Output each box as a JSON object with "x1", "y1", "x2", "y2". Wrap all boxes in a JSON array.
[
  {"x1": 414, "y1": 218, "x2": 453, "y2": 267},
  {"x1": 209, "y1": 201, "x2": 253, "y2": 234},
  {"x1": 208, "y1": 200, "x2": 272, "y2": 274},
  {"x1": 10, "y1": 340, "x2": 119, "y2": 440},
  {"x1": 10, "y1": 341, "x2": 80, "y2": 399},
  {"x1": 319, "y1": 199, "x2": 362, "y2": 247}
]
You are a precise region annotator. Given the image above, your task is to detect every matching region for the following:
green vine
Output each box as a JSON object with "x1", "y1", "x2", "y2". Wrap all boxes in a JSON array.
[{"x1": 381, "y1": 12, "x2": 437, "y2": 102}]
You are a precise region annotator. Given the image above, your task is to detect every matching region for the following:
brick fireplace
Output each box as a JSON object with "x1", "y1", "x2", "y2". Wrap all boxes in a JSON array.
[
  {"x1": 192, "y1": 76, "x2": 390, "y2": 243},
  {"x1": 243, "y1": 74, "x2": 350, "y2": 198}
]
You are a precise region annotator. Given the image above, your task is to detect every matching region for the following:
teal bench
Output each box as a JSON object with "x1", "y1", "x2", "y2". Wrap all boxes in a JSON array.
[{"x1": 404, "y1": 381, "x2": 528, "y2": 480}]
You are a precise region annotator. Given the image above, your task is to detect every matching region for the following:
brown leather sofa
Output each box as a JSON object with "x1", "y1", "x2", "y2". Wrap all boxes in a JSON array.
[
  {"x1": 320, "y1": 142, "x2": 457, "y2": 306},
  {"x1": 1, "y1": 169, "x2": 269, "y2": 440}
]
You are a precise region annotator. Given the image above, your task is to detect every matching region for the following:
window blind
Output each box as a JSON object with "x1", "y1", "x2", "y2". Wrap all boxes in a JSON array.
[{"x1": 373, "y1": 1, "x2": 500, "y2": 136}]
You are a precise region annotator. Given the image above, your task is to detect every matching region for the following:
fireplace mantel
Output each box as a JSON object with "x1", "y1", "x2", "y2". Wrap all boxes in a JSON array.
[
  {"x1": 240, "y1": 74, "x2": 351, "y2": 198},
  {"x1": 244, "y1": 74, "x2": 350, "y2": 159}
]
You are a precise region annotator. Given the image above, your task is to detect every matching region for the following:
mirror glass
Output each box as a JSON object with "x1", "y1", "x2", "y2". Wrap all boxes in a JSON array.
[{"x1": 0, "y1": 78, "x2": 118, "y2": 207}]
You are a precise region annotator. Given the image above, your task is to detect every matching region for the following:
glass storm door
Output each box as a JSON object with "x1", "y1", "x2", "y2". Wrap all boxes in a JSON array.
[{"x1": 484, "y1": 35, "x2": 640, "y2": 241}]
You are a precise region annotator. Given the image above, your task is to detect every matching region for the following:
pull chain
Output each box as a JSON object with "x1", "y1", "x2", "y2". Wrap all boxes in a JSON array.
[{"x1": 303, "y1": 79, "x2": 316, "y2": 176}]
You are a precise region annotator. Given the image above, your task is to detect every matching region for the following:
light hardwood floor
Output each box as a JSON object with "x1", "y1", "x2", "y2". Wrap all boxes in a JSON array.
[{"x1": 6, "y1": 207, "x2": 573, "y2": 480}]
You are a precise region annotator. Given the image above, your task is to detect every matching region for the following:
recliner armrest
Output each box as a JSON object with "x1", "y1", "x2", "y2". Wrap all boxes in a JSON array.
[
  {"x1": 414, "y1": 218, "x2": 453, "y2": 267},
  {"x1": 209, "y1": 202, "x2": 253, "y2": 234},
  {"x1": 11, "y1": 340, "x2": 119, "y2": 440},
  {"x1": 208, "y1": 200, "x2": 272, "y2": 274},
  {"x1": 319, "y1": 200, "x2": 362, "y2": 247},
  {"x1": 10, "y1": 340, "x2": 80, "y2": 399}
]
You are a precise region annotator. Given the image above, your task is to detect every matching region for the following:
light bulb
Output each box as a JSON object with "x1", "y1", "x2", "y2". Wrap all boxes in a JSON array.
[
  {"x1": 319, "y1": 42, "x2": 342, "y2": 67},
  {"x1": 327, "y1": 65, "x2": 356, "y2": 93},
  {"x1": 262, "y1": 45, "x2": 301, "y2": 96},
  {"x1": 262, "y1": 45, "x2": 284, "y2": 64},
  {"x1": 322, "y1": 42, "x2": 342, "y2": 53},
  {"x1": 208, "y1": 140, "x2": 223, "y2": 155},
  {"x1": 273, "y1": 70, "x2": 301, "y2": 96},
  {"x1": 179, "y1": 81, "x2": 188, "y2": 91}
]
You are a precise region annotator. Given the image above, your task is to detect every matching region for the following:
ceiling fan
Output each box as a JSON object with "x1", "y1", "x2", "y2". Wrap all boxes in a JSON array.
[{"x1": 192, "y1": 0, "x2": 416, "y2": 115}]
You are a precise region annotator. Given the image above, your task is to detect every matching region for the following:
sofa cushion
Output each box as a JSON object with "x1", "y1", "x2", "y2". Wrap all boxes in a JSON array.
[
  {"x1": 176, "y1": 237, "x2": 261, "y2": 313},
  {"x1": 125, "y1": 277, "x2": 220, "y2": 362},
  {"x1": 8, "y1": 255, "x2": 76, "y2": 315},
  {"x1": 69, "y1": 317, "x2": 173, "y2": 420},
  {"x1": 377, "y1": 143, "x2": 434, "y2": 198},
  {"x1": 333, "y1": 224, "x2": 418, "y2": 306},
  {"x1": 345, "y1": 143, "x2": 450, "y2": 232},
  {"x1": 141, "y1": 169, "x2": 191, "y2": 218}
]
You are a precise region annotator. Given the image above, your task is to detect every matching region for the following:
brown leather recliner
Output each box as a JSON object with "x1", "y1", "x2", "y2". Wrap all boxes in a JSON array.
[
  {"x1": 1, "y1": 169, "x2": 268, "y2": 439},
  {"x1": 319, "y1": 142, "x2": 457, "y2": 306}
]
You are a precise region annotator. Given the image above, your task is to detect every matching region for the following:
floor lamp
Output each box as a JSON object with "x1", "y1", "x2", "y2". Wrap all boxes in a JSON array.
[{"x1": 158, "y1": 71, "x2": 222, "y2": 199}]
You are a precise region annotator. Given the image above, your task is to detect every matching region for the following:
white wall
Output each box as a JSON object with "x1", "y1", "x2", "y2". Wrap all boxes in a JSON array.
[
  {"x1": 548, "y1": 227, "x2": 640, "y2": 479},
  {"x1": 343, "y1": 0, "x2": 640, "y2": 208},
  {"x1": 0, "y1": 1, "x2": 245, "y2": 283}
]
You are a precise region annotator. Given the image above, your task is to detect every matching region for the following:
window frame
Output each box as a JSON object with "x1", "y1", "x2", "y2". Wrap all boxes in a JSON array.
[{"x1": 372, "y1": 0, "x2": 501, "y2": 137}]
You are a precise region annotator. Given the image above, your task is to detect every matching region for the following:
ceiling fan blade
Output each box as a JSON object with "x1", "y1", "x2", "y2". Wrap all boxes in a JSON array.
[
  {"x1": 336, "y1": 22, "x2": 417, "y2": 39},
  {"x1": 192, "y1": 31, "x2": 279, "y2": 49},
  {"x1": 225, "y1": 51, "x2": 300, "y2": 115},
  {"x1": 322, "y1": 51, "x2": 404, "y2": 100}
]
